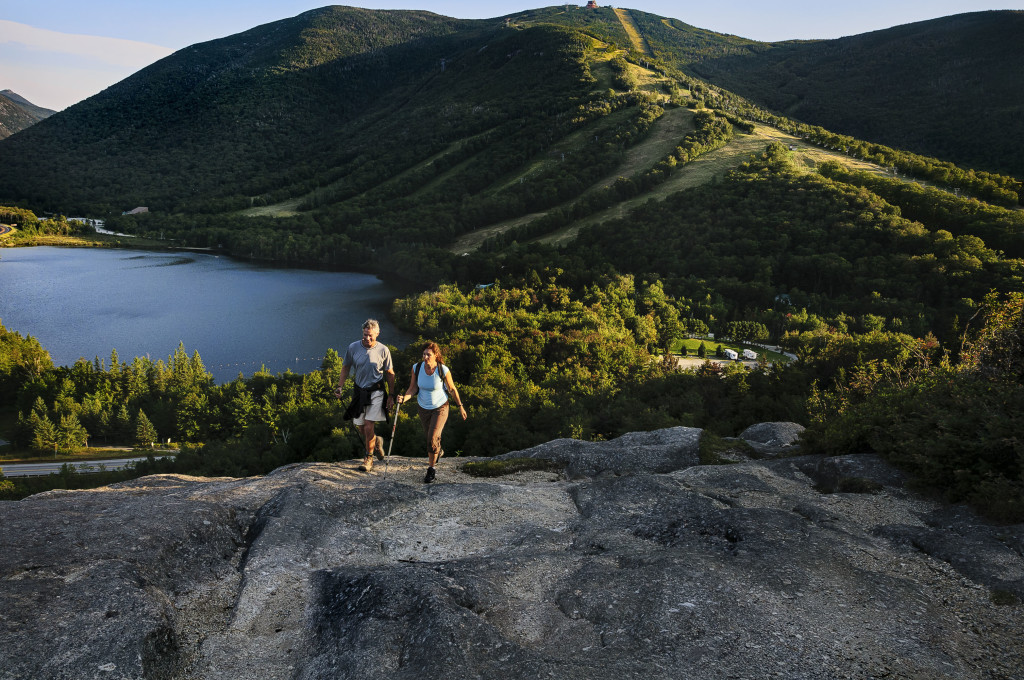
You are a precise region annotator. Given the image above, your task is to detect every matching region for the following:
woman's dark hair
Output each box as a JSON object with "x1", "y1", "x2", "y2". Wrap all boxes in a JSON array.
[{"x1": 423, "y1": 341, "x2": 444, "y2": 365}]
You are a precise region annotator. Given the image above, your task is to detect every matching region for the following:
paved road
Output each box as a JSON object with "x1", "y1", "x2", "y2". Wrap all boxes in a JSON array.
[
  {"x1": 1, "y1": 455, "x2": 175, "y2": 477},
  {"x1": 0, "y1": 224, "x2": 13, "y2": 237}
]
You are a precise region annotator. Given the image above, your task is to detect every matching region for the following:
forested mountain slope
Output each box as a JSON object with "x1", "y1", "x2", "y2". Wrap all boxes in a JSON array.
[
  {"x1": 0, "y1": 7, "x2": 627, "y2": 216},
  {"x1": 0, "y1": 7, "x2": 495, "y2": 213},
  {"x1": 681, "y1": 11, "x2": 1024, "y2": 177},
  {"x1": 1, "y1": 6, "x2": 1021, "y2": 215},
  {"x1": 504, "y1": 8, "x2": 1024, "y2": 177}
]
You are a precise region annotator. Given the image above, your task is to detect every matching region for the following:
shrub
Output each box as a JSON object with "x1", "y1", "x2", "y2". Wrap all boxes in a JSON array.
[{"x1": 803, "y1": 293, "x2": 1024, "y2": 521}]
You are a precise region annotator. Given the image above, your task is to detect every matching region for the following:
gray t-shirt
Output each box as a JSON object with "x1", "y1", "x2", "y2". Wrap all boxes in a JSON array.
[{"x1": 344, "y1": 340, "x2": 393, "y2": 389}]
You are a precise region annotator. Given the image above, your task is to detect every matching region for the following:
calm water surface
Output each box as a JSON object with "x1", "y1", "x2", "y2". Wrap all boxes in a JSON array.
[{"x1": 0, "y1": 247, "x2": 412, "y2": 382}]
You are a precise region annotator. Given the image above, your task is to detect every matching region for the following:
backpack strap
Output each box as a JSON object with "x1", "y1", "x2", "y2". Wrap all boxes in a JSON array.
[{"x1": 416, "y1": 361, "x2": 448, "y2": 394}]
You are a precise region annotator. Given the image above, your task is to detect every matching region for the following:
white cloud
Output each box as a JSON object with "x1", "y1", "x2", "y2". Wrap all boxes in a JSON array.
[
  {"x1": 0, "y1": 20, "x2": 173, "y2": 67},
  {"x1": 0, "y1": 20, "x2": 174, "y2": 110}
]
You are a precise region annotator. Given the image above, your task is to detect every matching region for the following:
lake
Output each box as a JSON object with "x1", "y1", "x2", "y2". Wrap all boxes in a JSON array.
[{"x1": 0, "y1": 247, "x2": 412, "y2": 382}]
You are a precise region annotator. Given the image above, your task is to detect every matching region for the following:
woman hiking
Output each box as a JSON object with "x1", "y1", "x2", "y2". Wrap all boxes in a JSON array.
[{"x1": 396, "y1": 342, "x2": 467, "y2": 483}]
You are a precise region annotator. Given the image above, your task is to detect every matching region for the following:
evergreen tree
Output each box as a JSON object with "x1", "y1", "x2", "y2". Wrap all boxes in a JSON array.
[
  {"x1": 320, "y1": 348, "x2": 343, "y2": 388},
  {"x1": 227, "y1": 387, "x2": 257, "y2": 438},
  {"x1": 31, "y1": 412, "x2": 58, "y2": 455},
  {"x1": 175, "y1": 391, "x2": 209, "y2": 442},
  {"x1": 113, "y1": 403, "x2": 133, "y2": 443},
  {"x1": 55, "y1": 413, "x2": 89, "y2": 453},
  {"x1": 135, "y1": 410, "x2": 158, "y2": 447}
]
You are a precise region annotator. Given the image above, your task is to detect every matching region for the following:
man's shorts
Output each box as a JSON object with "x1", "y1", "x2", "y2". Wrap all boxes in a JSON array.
[{"x1": 352, "y1": 390, "x2": 386, "y2": 425}]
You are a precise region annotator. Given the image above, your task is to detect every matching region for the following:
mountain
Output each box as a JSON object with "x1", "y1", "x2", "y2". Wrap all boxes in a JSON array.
[
  {"x1": 0, "y1": 6, "x2": 1020, "y2": 216},
  {"x1": 0, "y1": 6, "x2": 581, "y2": 213},
  {"x1": 682, "y1": 11, "x2": 1024, "y2": 178},
  {"x1": 504, "y1": 8, "x2": 1024, "y2": 177},
  {"x1": 0, "y1": 5, "x2": 1021, "y2": 343},
  {"x1": 0, "y1": 90, "x2": 55, "y2": 139},
  {"x1": 0, "y1": 90, "x2": 54, "y2": 120},
  {"x1": 2, "y1": 426, "x2": 1022, "y2": 678}
]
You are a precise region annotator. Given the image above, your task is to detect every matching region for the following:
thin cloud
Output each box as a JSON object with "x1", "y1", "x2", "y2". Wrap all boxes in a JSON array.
[
  {"x1": 0, "y1": 20, "x2": 173, "y2": 68},
  {"x1": 0, "y1": 21, "x2": 176, "y2": 110}
]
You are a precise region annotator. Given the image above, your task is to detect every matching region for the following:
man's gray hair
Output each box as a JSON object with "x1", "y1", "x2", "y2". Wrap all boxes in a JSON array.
[{"x1": 362, "y1": 319, "x2": 380, "y2": 330}]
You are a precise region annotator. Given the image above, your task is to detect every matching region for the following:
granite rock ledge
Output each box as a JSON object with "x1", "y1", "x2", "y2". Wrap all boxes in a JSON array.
[{"x1": 0, "y1": 423, "x2": 1021, "y2": 680}]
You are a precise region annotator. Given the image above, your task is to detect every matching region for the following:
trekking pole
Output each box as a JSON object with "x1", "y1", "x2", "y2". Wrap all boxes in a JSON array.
[{"x1": 383, "y1": 398, "x2": 402, "y2": 479}]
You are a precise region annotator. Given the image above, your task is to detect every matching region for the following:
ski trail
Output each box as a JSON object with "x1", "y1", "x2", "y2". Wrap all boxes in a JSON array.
[{"x1": 613, "y1": 8, "x2": 652, "y2": 56}]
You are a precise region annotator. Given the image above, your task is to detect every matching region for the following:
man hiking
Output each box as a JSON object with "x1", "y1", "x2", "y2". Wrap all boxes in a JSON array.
[{"x1": 336, "y1": 319, "x2": 395, "y2": 472}]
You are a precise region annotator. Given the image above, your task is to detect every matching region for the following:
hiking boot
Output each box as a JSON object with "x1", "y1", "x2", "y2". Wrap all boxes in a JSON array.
[
  {"x1": 374, "y1": 435, "x2": 385, "y2": 461},
  {"x1": 424, "y1": 467, "x2": 436, "y2": 483},
  {"x1": 358, "y1": 455, "x2": 374, "y2": 472}
]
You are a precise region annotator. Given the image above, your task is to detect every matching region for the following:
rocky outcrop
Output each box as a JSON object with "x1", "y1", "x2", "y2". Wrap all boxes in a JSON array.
[
  {"x1": 1, "y1": 424, "x2": 1022, "y2": 679},
  {"x1": 495, "y1": 425, "x2": 702, "y2": 478},
  {"x1": 738, "y1": 421, "x2": 806, "y2": 457}
]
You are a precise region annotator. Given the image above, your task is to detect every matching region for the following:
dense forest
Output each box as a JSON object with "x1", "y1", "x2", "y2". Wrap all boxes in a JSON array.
[
  {"x1": 2, "y1": 274, "x2": 1021, "y2": 521},
  {"x1": 573, "y1": 144, "x2": 1022, "y2": 339}
]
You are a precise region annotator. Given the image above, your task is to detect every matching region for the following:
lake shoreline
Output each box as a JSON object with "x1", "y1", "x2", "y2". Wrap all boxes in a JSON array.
[
  {"x1": 0, "y1": 246, "x2": 415, "y2": 383},
  {"x1": 1, "y1": 232, "x2": 425, "y2": 296}
]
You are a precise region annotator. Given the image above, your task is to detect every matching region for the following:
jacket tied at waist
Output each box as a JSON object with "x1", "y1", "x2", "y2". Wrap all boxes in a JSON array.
[{"x1": 342, "y1": 377, "x2": 389, "y2": 424}]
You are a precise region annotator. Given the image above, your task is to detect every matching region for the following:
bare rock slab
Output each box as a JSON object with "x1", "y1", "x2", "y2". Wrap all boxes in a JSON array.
[{"x1": 1, "y1": 425, "x2": 1022, "y2": 679}]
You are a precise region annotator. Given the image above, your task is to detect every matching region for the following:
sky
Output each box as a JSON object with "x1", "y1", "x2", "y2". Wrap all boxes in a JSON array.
[{"x1": 2, "y1": 1, "x2": 1020, "y2": 111}]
